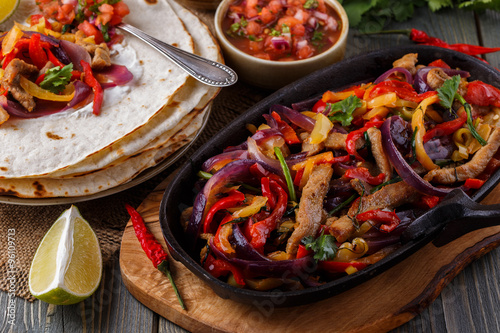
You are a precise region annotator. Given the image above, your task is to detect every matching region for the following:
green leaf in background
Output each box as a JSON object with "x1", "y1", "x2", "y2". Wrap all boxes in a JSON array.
[{"x1": 427, "y1": 0, "x2": 453, "y2": 12}]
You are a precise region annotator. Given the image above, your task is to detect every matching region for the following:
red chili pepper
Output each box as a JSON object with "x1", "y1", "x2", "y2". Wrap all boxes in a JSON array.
[
  {"x1": 410, "y1": 29, "x2": 500, "y2": 56},
  {"x1": 423, "y1": 111, "x2": 467, "y2": 143},
  {"x1": 202, "y1": 189, "x2": 245, "y2": 233},
  {"x1": 270, "y1": 111, "x2": 301, "y2": 144},
  {"x1": 465, "y1": 81, "x2": 500, "y2": 108},
  {"x1": 260, "y1": 177, "x2": 276, "y2": 210},
  {"x1": 29, "y1": 33, "x2": 49, "y2": 70},
  {"x1": 125, "y1": 204, "x2": 186, "y2": 309},
  {"x1": 319, "y1": 260, "x2": 368, "y2": 273},
  {"x1": 356, "y1": 209, "x2": 401, "y2": 233},
  {"x1": 81, "y1": 60, "x2": 103, "y2": 115},
  {"x1": 464, "y1": 178, "x2": 485, "y2": 190},
  {"x1": 203, "y1": 253, "x2": 246, "y2": 286},
  {"x1": 250, "y1": 179, "x2": 288, "y2": 252},
  {"x1": 344, "y1": 167, "x2": 385, "y2": 185}
]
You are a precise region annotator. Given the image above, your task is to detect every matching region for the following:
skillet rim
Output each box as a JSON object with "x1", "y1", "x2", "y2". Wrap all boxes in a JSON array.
[{"x1": 160, "y1": 45, "x2": 500, "y2": 307}]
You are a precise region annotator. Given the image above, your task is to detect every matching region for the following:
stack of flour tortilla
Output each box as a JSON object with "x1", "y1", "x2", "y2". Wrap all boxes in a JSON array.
[{"x1": 0, "y1": 0, "x2": 221, "y2": 198}]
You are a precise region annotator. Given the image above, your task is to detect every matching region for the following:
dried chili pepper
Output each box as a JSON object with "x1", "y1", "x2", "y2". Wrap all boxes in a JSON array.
[
  {"x1": 362, "y1": 28, "x2": 500, "y2": 57},
  {"x1": 125, "y1": 204, "x2": 186, "y2": 310}
]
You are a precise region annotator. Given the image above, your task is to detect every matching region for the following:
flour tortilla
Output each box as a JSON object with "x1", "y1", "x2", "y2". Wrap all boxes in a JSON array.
[
  {"x1": 0, "y1": 0, "x2": 193, "y2": 178},
  {"x1": 0, "y1": 0, "x2": 221, "y2": 197}
]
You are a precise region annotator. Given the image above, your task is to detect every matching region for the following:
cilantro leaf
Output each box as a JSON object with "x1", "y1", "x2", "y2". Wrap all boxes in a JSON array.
[
  {"x1": 39, "y1": 64, "x2": 74, "y2": 94},
  {"x1": 437, "y1": 75, "x2": 461, "y2": 110},
  {"x1": 302, "y1": 233, "x2": 338, "y2": 261},
  {"x1": 327, "y1": 95, "x2": 363, "y2": 126}
]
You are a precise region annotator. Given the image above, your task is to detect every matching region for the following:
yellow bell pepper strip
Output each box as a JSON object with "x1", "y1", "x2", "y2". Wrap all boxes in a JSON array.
[
  {"x1": 356, "y1": 209, "x2": 401, "y2": 233},
  {"x1": 232, "y1": 195, "x2": 268, "y2": 218},
  {"x1": 411, "y1": 94, "x2": 440, "y2": 170},
  {"x1": 310, "y1": 113, "x2": 333, "y2": 144},
  {"x1": 19, "y1": 76, "x2": 75, "y2": 102},
  {"x1": 1, "y1": 26, "x2": 23, "y2": 56},
  {"x1": 202, "y1": 189, "x2": 246, "y2": 233},
  {"x1": 80, "y1": 60, "x2": 103, "y2": 115},
  {"x1": 214, "y1": 215, "x2": 236, "y2": 255}
]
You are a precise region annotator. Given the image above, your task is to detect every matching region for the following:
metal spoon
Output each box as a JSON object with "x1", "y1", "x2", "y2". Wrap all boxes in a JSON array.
[{"x1": 117, "y1": 23, "x2": 237, "y2": 87}]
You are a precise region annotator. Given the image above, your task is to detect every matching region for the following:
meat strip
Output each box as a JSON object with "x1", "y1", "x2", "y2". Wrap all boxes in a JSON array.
[
  {"x1": 329, "y1": 181, "x2": 420, "y2": 242},
  {"x1": 0, "y1": 59, "x2": 38, "y2": 111},
  {"x1": 367, "y1": 127, "x2": 392, "y2": 182},
  {"x1": 286, "y1": 164, "x2": 333, "y2": 255},
  {"x1": 300, "y1": 132, "x2": 325, "y2": 156},
  {"x1": 324, "y1": 132, "x2": 365, "y2": 150},
  {"x1": 393, "y1": 53, "x2": 418, "y2": 76},
  {"x1": 424, "y1": 127, "x2": 500, "y2": 184},
  {"x1": 75, "y1": 31, "x2": 111, "y2": 70}
]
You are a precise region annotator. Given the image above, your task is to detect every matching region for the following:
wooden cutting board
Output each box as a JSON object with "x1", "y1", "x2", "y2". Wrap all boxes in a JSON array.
[{"x1": 119, "y1": 178, "x2": 500, "y2": 333}]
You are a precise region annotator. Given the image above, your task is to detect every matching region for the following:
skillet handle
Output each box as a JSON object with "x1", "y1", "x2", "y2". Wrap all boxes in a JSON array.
[
  {"x1": 431, "y1": 190, "x2": 500, "y2": 247},
  {"x1": 401, "y1": 190, "x2": 500, "y2": 246}
]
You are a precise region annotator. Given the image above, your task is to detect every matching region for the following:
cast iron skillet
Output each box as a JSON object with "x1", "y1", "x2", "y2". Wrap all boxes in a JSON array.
[{"x1": 160, "y1": 45, "x2": 500, "y2": 307}]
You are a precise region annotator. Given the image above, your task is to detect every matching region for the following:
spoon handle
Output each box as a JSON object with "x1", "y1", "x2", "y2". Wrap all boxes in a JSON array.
[{"x1": 117, "y1": 23, "x2": 237, "y2": 87}]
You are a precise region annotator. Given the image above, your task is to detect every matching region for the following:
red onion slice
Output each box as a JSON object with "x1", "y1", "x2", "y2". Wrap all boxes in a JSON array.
[{"x1": 374, "y1": 67, "x2": 413, "y2": 85}]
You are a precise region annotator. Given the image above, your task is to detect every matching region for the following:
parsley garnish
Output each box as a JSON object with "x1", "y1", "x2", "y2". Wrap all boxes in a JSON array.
[
  {"x1": 311, "y1": 31, "x2": 323, "y2": 42},
  {"x1": 282, "y1": 24, "x2": 290, "y2": 34},
  {"x1": 269, "y1": 29, "x2": 281, "y2": 37},
  {"x1": 437, "y1": 75, "x2": 487, "y2": 146},
  {"x1": 303, "y1": 0, "x2": 319, "y2": 9},
  {"x1": 39, "y1": 64, "x2": 73, "y2": 94},
  {"x1": 302, "y1": 233, "x2": 338, "y2": 261},
  {"x1": 327, "y1": 95, "x2": 363, "y2": 126}
]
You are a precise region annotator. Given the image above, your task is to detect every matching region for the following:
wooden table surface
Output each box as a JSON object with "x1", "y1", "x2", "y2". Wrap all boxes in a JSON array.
[{"x1": 1, "y1": 4, "x2": 500, "y2": 333}]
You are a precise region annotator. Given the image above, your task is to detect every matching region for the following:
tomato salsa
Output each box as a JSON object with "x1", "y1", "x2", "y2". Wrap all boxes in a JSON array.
[{"x1": 222, "y1": 0, "x2": 342, "y2": 61}]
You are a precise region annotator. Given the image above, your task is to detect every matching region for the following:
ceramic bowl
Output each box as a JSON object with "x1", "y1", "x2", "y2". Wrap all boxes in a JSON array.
[
  {"x1": 160, "y1": 46, "x2": 500, "y2": 307},
  {"x1": 214, "y1": 0, "x2": 349, "y2": 89}
]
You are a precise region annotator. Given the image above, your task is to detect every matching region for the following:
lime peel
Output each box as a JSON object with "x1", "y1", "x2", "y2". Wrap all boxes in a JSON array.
[{"x1": 0, "y1": 0, "x2": 20, "y2": 25}]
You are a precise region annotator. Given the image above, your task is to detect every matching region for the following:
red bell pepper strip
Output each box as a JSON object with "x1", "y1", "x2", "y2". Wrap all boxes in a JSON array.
[
  {"x1": 203, "y1": 253, "x2": 246, "y2": 286},
  {"x1": 312, "y1": 99, "x2": 327, "y2": 113},
  {"x1": 464, "y1": 178, "x2": 485, "y2": 190},
  {"x1": 202, "y1": 189, "x2": 245, "y2": 233},
  {"x1": 81, "y1": 60, "x2": 103, "y2": 115},
  {"x1": 428, "y1": 59, "x2": 451, "y2": 69},
  {"x1": 417, "y1": 195, "x2": 442, "y2": 209},
  {"x1": 346, "y1": 116, "x2": 385, "y2": 161},
  {"x1": 293, "y1": 168, "x2": 304, "y2": 187},
  {"x1": 356, "y1": 209, "x2": 401, "y2": 233},
  {"x1": 296, "y1": 244, "x2": 313, "y2": 259},
  {"x1": 249, "y1": 163, "x2": 288, "y2": 193},
  {"x1": 369, "y1": 80, "x2": 437, "y2": 103},
  {"x1": 2, "y1": 39, "x2": 30, "y2": 69},
  {"x1": 260, "y1": 177, "x2": 276, "y2": 210},
  {"x1": 125, "y1": 204, "x2": 186, "y2": 309},
  {"x1": 250, "y1": 179, "x2": 288, "y2": 252},
  {"x1": 30, "y1": 14, "x2": 53, "y2": 30},
  {"x1": 319, "y1": 260, "x2": 368, "y2": 273},
  {"x1": 270, "y1": 111, "x2": 300, "y2": 144},
  {"x1": 344, "y1": 167, "x2": 385, "y2": 185},
  {"x1": 46, "y1": 48, "x2": 65, "y2": 68},
  {"x1": 465, "y1": 81, "x2": 500, "y2": 108},
  {"x1": 35, "y1": 74, "x2": 45, "y2": 85},
  {"x1": 423, "y1": 111, "x2": 467, "y2": 143},
  {"x1": 29, "y1": 33, "x2": 49, "y2": 70}
]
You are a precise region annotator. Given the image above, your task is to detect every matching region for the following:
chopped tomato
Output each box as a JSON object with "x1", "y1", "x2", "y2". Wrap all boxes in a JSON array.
[
  {"x1": 78, "y1": 21, "x2": 104, "y2": 44},
  {"x1": 56, "y1": 4, "x2": 76, "y2": 25}
]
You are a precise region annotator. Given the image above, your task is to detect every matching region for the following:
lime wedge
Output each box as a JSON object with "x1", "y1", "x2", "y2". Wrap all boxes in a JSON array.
[
  {"x1": 0, "y1": 0, "x2": 20, "y2": 24},
  {"x1": 29, "y1": 205, "x2": 102, "y2": 305}
]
